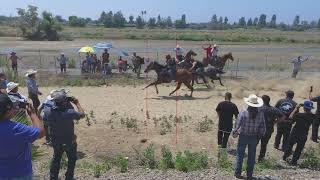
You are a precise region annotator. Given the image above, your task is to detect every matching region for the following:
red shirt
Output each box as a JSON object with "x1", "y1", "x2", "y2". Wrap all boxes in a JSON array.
[{"x1": 204, "y1": 47, "x2": 212, "y2": 57}]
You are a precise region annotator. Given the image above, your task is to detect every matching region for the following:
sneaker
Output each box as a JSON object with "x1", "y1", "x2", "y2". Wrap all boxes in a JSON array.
[{"x1": 235, "y1": 174, "x2": 245, "y2": 179}]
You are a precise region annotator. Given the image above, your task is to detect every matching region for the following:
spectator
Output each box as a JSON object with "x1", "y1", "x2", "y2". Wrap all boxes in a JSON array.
[
  {"x1": 216, "y1": 92, "x2": 239, "y2": 148},
  {"x1": 86, "y1": 53, "x2": 93, "y2": 73},
  {"x1": 274, "y1": 90, "x2": 297, "y2": 151},
  {"x1": 26, "y1": 69, "x2": 42, "y2": 113},
  {"x1": 233, "y1": 94, "x2": 265, "y2": 180},
  {"x1": 0, "y1": 73, "x2": 8, "y2": 94},
  {"x1": 310, "y1": 92, "x2": 320, "y2": 143},
  {"x1": 9, "y1": 52, "x2": 22, "y2": 72},
  {"x1": 6, "y1": 82, "x2": 28, "y2": 120},
  {"x1": 257, "y1": 95, "x2": 285, "y2": 162},
  {"x1": 43, "y1": 90, "x2": 85, "y2": 180},
  {"x1": 102, "y1": 49, "x2": 110, "y2": 75},
  {"x1": 291, "y1": 56, "x2": 308, "y2": 78},
  {"x1": 57, "y1": 53, "x2": 68, "y2": 73},
  {"x1": 0, "y1": 94, "x2": 45, "y2": 179},
  {"x1": 283, "y1": 101, "x2": 316, "y2": 166}
]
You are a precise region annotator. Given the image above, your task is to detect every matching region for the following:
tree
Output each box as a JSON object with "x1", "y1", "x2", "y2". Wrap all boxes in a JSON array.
[
  {"x1": 55, "y1": 15, "x2": 65, "y2": 22},
  {"x1": 166, "y1": 16, "x2": 173, "y2": 27},
  {"x1": 135, "y1": 16, "x2": 145, "y2": 29},
  {"x1": 113, "y1": 11, "x2": 126, "y2": 27},
  {"x1": 98, "y1": 11, "x2": 106, "y2": 24},
  {"x1": 301, "y1": 20, "x2": 310, "y2": 29},
  {"x1": 318, "y1": 18, "x2": 320, "y2": 29},
  {"x1": 270, "y1": 14, "x2": 277, "y2": 28},
  {"x1": 238, "y1": 17, "x2": 246, "y2": 27},
  {"x1": 157, "y1": 15, "x2": 161, "y2": 26},
  {"x1": 293, "y1": 15, "x2": 300, "y2": 27},
  {"x1": 224, "y1": 17, "x2": 228, "y2": 25},
  {"x1": 218, "y1": 16, "x2": 223, "y2": 24},
  {"x1": 17, "y1": 5, "x2": 40, "y2": 39},
  {"x1": 129, "y1": 15, "x2": 134, "y2": 24},
  {"x1": 41, "y1": 11, "x2": 62, "y2": 40},
  {"x1": 211, "y1": 14, "x2": 218, "y2": 24},
  {"x1": 258, "y1": 14, "x2": 267, "y2": 27},
  {"x1": 247, "y1": 18, "x2": 253, "y2": 26},
  {"x1": 175, "y1": 14, "x2": 187, "y2": 28},
  {"x1": 253, "y1": 17, "x2": 258, "y2": 26},
  {"x1": 148, "y1": 18, "x2": 157, "y2": 28},
  {"x1": 102, "y1": 11, "x2": 113, "y2": 27},
  {"x1": 68, "y1": 16, "x2": 86, "y2": 27}
]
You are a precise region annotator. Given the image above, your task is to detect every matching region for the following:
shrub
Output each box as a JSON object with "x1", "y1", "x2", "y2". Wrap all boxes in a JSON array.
[
  {"x1": 175, "y1": 150, "x2": 209, "y2": 172},
  {"x1": 300, "y1": 147, "x2": 320, "y2": 170},
  {"x1": 68, "y1": 58, "x2": 76, "y2": 68},
  {"x1": 160, "y1": 146, "x2": 175, "y2": 170},
  {"x1": 78, "y1": 160, "x2": 111, "y2": 177},
  {"x1": 217, "y1": 148, "x2": 233, "y2": 171},
  {"x1": 116, "y1": 155, "x2": 129, "y2": 173},
  {"x1": 198, "y1": 116, "x2": 213, "y2": 132},
  {"x1": 139, "y1": 144, "x2": 158, "y2": 169}
]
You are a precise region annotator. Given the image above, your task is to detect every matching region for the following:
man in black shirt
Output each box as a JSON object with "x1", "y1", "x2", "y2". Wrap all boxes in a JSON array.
[
  {"x1": 216, "y1": 92, "x2": 239, "y2": 148},
  {"x1": 274, "y1": 90, "x2": 297, "y2": 151},
  {"x1": 310, "y1": 95, "x2": 320, "y2": 142},
  {"x1": 258, "y1": 95, "x2": 285, "y2": 162},
  {"x1": 283, "y1": 101, "x2": 316, "y2": 166}
]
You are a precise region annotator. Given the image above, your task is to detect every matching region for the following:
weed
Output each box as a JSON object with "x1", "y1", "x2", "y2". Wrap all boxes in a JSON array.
[
  {"x1": 68, "y1": 58, "x2": 76, "y2": 68},
  {"x1": 78, "y1": 160, "x2": 111, "y2": 177},
  {"x1": 160, "y1": 146, "x2": 175, "y2": 170},
  {"x1": 175, "y1": 150, "x2": 209, "y2": 172},
  {"x1": 198, "y1": 116, "x2": 214, "y2": 132},
  {"x1": 138, "y1": 144, "x2": 158, "y2": 169},
  {"x1": 217, "y1": 148, "x2": 233, "y2": 172},
  {"x1": 300, "y1": 147, "x2": 320, "y2": 170},
  {"x1": 116, "y1": 154, "x2": 129, "y2": 173},
  {"x1": 160, "y1": 118, "x2": 172, "y2": 135}
]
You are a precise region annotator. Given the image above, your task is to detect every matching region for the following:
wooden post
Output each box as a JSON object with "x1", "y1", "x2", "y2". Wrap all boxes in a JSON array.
[
  {"x1": 236, "y1": 58, "x2": 240, "y2": 78},
  {"x1": 265, "y1": 55, "x2": 268, "y2": 71},
  {"x1": 54, "y1": 56, "x2": 57, "y2": 74},
  {"x1": 38, "y1": 49, "x2": 42, "y2": 69}
]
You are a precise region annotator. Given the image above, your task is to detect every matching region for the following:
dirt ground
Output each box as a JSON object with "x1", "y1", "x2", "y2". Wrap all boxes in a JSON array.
[{"x1": 16, "y1": 73, "x2": 320, "y2": 178}]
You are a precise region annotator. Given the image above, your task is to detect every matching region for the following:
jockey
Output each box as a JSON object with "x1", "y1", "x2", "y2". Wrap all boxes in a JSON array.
[
  {"x1": 174, "y1": 45, "x2": 184, "y2": 62},
  {"x1": 211, "y1": 44, "x2": 219, "y2": 61},
  {"x1": 202, "y1": 44, "x2": 212, "y2": 58},
  {"x1": 165, "y1": 55, "x2": 176, "y2": 81},
  {"x1": 190, "y1": 59, "x2": 205, "y2": 76}
]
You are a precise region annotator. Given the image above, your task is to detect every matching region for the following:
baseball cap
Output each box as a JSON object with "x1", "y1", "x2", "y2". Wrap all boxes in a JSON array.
[
  {"x1": 303, "y1": 101, "x2": 314, "y2": 110},
  {"x1": 0, "y1": 94, "x2": 13, "y2": 115},
  {"x1": 50, "y1": 90, "x2": 67, "y2": 103}
]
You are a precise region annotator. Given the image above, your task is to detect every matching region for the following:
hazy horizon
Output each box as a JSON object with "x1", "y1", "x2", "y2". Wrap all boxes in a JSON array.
[{"x1": 1, "y1": 0, "x2": 320, "y2": 24}]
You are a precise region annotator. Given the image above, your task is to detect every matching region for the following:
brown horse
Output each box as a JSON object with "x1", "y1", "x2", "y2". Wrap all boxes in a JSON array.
[
  {"x1": 202, "y1": 52, "x2": 234, "y2": 70},
  {"x1": 143, "y1": 61, "x2": 194, "y2": 97}
]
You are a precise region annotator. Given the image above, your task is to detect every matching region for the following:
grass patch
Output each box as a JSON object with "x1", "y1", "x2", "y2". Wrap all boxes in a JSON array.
[
  {"x1": 300, "y1": 147, "x2": 320, "y2": 170},
  {"x1": 116, "y1": 154, "x2": 129, "y2": 173},
  {"x1": 175, "y1": 150, "x2": 209, "y2": 172},
  {"x1": 120, "y1": 117, "x2": 139, "y2": 133},
  {"x1": 68, "y1": 58, "x2": 76, "y2": 68},
  {"x1": 160, "y1": 146, "x2": 175, "y2": 170},
  {"x1": 216, "y1": 148, "x2": 233, "y2": 172},
  {"x1": 78, "y1": 160, "x2": 112, "y2": 178},
  {"x1": 197, "y1": 116, "x2": 214, "y2": 132},
  {"x1": 137, "y1": 144, "x2": 158, "y2": 169}
]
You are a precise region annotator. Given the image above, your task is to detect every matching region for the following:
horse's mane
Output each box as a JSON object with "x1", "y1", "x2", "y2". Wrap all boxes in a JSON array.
[
  {"x1": 221, "y1": 52, "x2": 232, "y2": 58},
  {"x1": 152, "y1": 61, "x2": 166, "y2": 68}
]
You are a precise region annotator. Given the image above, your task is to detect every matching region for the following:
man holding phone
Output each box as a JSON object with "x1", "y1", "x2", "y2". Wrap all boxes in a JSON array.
[{"x1": 310, "y1": 86, "x2": 320, "y2": 143}]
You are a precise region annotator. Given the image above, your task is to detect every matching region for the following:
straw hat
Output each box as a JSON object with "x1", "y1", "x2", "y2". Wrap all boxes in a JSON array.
[
  {"x1": 213, "y1": 44, "x2": 217, "y2": 48},
  {"x1": 6, "y1": 82, "x2": 19, "y2": 93},
  {"x1": 243, "y1": 94, "x2": 263, "y2": 108},
  {"x1": 25, "y1": 69, "x2": 37, "y2": 77}
]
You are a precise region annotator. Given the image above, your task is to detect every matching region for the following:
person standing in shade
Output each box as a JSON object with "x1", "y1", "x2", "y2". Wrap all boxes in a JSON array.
[
  {"x1": 291, "y1": 56, "x2": 309, "y2": 78},
  {"x1": 216, "y1": 92, "x2": 239, "y2": 148},
  {"x1": 283, "y1": 101, "x2": 316, "y2": 166},
  {"x1": 257, "y1": 95, "x2": 285, "y2": 162},
  {"x1": 44, "y1": 90, "x2": 85, "y2": 180},
  {"x1": 0, "y1": 94, "x2": 45, "y2": 179},
  {"x1": 26, "y1": 69, "x2": 42, "y2": 113},
  {"x1": 57, "y1": 53, "x2": 68, "y2": 73},
  {"x1": 233, "y1": 94, "x2": 265, "y2": 180},
  {"x1": 274, "y1": 90, "x2": 297, "y2": 151}
]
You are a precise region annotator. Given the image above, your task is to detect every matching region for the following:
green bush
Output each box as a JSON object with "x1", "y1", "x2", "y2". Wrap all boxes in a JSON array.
[
  {"x1": 78, "y1": 160, "x2": 111, "y2": 177},
  {"x1": 160, "y1": 146, "x2": 175, "y2": 170},
  {"x1": 175, "y1": 150, "x2": 209, "y2": 172},
  {"x1": 139, "y1": 144, "x2": 158, "y2": 169},
  {"x1": 217, "y1": 148, "x2": 233, "y2": 171},
  {"x1": 116, "y1": 154, "x2": 129, "y2": 173},
  {"x1": 300, "y1": 147, "x2": 320, "y2": 170},
  {"x1": 198, "y1": 116, "x2": 213, "y2": 132},
  {"x1": 68, "y1": 58, "x2": 76, "y2": 68}
]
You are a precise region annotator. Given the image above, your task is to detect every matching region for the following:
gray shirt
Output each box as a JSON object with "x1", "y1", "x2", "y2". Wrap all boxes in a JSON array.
[
  {"x1": 26, "y1": 77, "x2": 39, "y2": 95},
  {"x1": 291, "y1": 57, "x2": 308, "y2": 70},
  {"x1": 57, "y1": 56, "x2": 68, "y2": 65}
]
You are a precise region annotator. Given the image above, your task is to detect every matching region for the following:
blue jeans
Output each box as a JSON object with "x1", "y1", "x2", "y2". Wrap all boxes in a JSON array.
[
  {"x1": 235, "y1": 134, "x2": 259, "y2": 178},
  {"x1": 0, "y1": 175, "x2": 33, "y2": 180}
]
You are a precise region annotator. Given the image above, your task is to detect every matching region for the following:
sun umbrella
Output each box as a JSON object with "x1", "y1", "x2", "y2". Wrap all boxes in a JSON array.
[
  {"x1": 93, "y1": 42, "x2": 113, "y2": 50},
  {"x1": 78, "y1": 46, "x2": 96, "y2": 53},
  {"x1": 114, "y1": 49, "x2": 129, "y2": 57}
]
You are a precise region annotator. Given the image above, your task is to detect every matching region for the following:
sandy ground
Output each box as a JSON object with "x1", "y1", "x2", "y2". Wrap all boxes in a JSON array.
[{"x1": 15, "y1": 74, "x2": 320, "y2": 179}]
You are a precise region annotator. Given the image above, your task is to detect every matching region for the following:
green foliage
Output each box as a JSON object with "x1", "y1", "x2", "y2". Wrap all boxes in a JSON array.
[
  {"x1": 139, "y1": 144, "x2": 158, "y2": 169},
  {"x1": 175, "y1": 150, "x2": 209, "y2": 172},
  {"x1": 160, "y1": 146, "x2": 175, "y2": 170},
  {"x1": 300, "y1": 147, "x2": 320, "y2": 170},
  {"x1": 78, "y1": 160, "x2": 111, "y2": 177},
  {"x1": 68, "y1": 58, "x2": 76, "y2": 68},
  {"x1": 135, "y1": 16, "x2": 145, "y2": 29},
  {"x1": 217, "y1": 148, "x2": 233, "y2": 171},
  {"x1": 120, "y1": 117, "x2": 139, "y2": 132},
  {"x1": 68, "y1": 16, "x2": 87, "y2": 27},
  {"x1": 198, "y1": 116, "x2": 213, "y2": 132},
  {"x1": 41, "y1": 11, "x2": 62, "y2": 41},
  {"x1": 116, "y1": 154, "x2": 129, "y2": 173}
]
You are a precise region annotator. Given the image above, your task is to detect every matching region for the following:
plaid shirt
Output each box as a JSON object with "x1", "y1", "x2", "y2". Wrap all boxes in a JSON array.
[{"x1": 235, "y1": 109, "x2": 266, "y2": 136}]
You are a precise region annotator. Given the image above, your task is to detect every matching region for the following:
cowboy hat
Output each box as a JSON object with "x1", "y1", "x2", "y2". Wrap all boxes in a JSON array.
[
  {"x1": 25, "y1": 69, "x2": 37, "y2": 77},
  {"x1": 6, "y1": 82, "x2": 19, "y2": 93},
  {"x1": 47, "y1": 89, "x2": 70, "y2": 101},
  {"x1": 243, "y1": 94, "x2": 263, "y2": 107},
  {"x1": 213, "y1": 44, "x2": 217, "y2": 47},
  {"x1": 10, "y1": 52, "x2": 16, "y2": 55}
]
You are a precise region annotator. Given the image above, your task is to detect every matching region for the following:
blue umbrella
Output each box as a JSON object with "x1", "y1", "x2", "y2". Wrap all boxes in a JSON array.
[
  {"x1": 114, "y1": 49, "x2": 129, "y2": 57},
  {"x1": 93, "y1": 42, "x2": 113, "y2": 50}
]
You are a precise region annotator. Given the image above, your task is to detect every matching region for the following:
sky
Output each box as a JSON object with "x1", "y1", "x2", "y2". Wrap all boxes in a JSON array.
[{"x1": 1, "y1": 0, "x2": 320, "y2": 23}]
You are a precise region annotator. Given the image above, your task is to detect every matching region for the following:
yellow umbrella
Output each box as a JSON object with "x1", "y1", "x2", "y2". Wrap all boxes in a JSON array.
[{"x1": 78, "y1": 46, "x2": 96, "y2": 53}]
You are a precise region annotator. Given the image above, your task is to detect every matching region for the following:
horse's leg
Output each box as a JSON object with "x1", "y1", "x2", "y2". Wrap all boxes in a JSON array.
[
  {"x1": 143, "y1": 81, "x2": 159, "y2": 91},
  {"x1": 183, "y1": 81, "x2": 194, "y2": 97},
  {"x1": 155, "y1": 83, "x2": 159, "y2": 94},
  {"x1": 200, "y1": 75, "x2": 210, "y2": 88},
  {"x1": 218, "y1": 77, "x2": 224, "y2": 86},
  {"x1": 137, "y1": 65, "x2": 141, "y2": 78},
  {"x1": 169, "y1": 82, "x2": 182, "y2": 96}
]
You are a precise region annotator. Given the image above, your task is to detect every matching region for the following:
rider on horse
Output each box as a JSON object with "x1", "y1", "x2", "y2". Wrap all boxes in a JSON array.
[
  {"x1": 164, "y1": 54, "x2": 177, "y2": 81},
  {"x1": 202, "y1": 44, "x2": 212, "y2": 59},
  {"x1": 211, "y1": 44, "x2": 219, "y2": 62},
  {"x1": 174, "y1": 45, "x2": 184, "y2": 62}
]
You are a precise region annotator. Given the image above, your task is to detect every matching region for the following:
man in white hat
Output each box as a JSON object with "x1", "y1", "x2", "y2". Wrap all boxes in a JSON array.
[
  {"x1": 211, "y1": 44, "x2": 219, "y2": 62},
  {"x1": 6, "y1": 82, "x2": 28, "y2": 105},
  {"x1": 174, "y1": 45, "x2": 184, "y2": 62},
  {"x1": 233, "y1": 94, "x2": 265, "y2": 180},
  {"x1": 57, "y1": 53, "x2": 68, "y2": 74},
  {"x1": 26, "y1": 70, "x2": 42, "y2": 113}
]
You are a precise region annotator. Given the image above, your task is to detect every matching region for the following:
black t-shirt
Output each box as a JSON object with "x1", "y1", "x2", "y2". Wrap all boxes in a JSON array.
[
  {"x1": 259, "y1": 105, "x2": 284, "y2": 132},
  {"x1": 275, "y1": 98, "x2": 297, "y2": 125},
  {"x1": 291, "y1": 113, "x2": 315, "y2": 136},
  {"x1": 216, "y1": 101, "x2": 239, "y2": 130}
]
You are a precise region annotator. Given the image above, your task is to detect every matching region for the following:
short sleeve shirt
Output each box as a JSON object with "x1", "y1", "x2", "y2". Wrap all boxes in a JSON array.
[
  {"x1": 216, "y1": 101, "x2": 239, "y2": 130},
  {"x1": 275, "y1": 98, "x2": 297, "y2": 118},
  {"x1": 311, "y1": 96, "x2": 320, "y2": 114},
  {"x1": 259, "y1": 105, "x2": 284, "y2": 131},
  {"x1": 291, "y1": 113, "x2": 315, "y2": 136},
  {"x1": 0, "y1": 120, "x2": 40, "y2": 178}
]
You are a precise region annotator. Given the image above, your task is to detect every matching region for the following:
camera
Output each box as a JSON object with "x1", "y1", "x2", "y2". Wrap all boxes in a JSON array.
[
  {"x1": 66, "y1": 96, "x2": 76, "y2": 103},
  {"x1": 18, "y1": 101, "x2": 29, "y2": 109}
]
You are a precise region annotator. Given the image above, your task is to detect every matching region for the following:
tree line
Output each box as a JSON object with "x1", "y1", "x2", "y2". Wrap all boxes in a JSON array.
[{"x1": 1, "y1": 5, "x2": 320, "y2": 40}]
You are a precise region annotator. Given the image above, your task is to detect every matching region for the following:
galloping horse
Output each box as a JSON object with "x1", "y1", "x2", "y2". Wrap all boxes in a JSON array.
[
  {"x1": 143, "y1": 61, "x2": 194, "y2": 97},
  {"x1": 177, "y1": 50, "x2": 197, "y2": 69},
  {"x1": 202, "y1": 52, "x2": 234, "y2": 70},
  {"x1": 131, "y1": 56, "x2": 145, "y2": 77}
]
